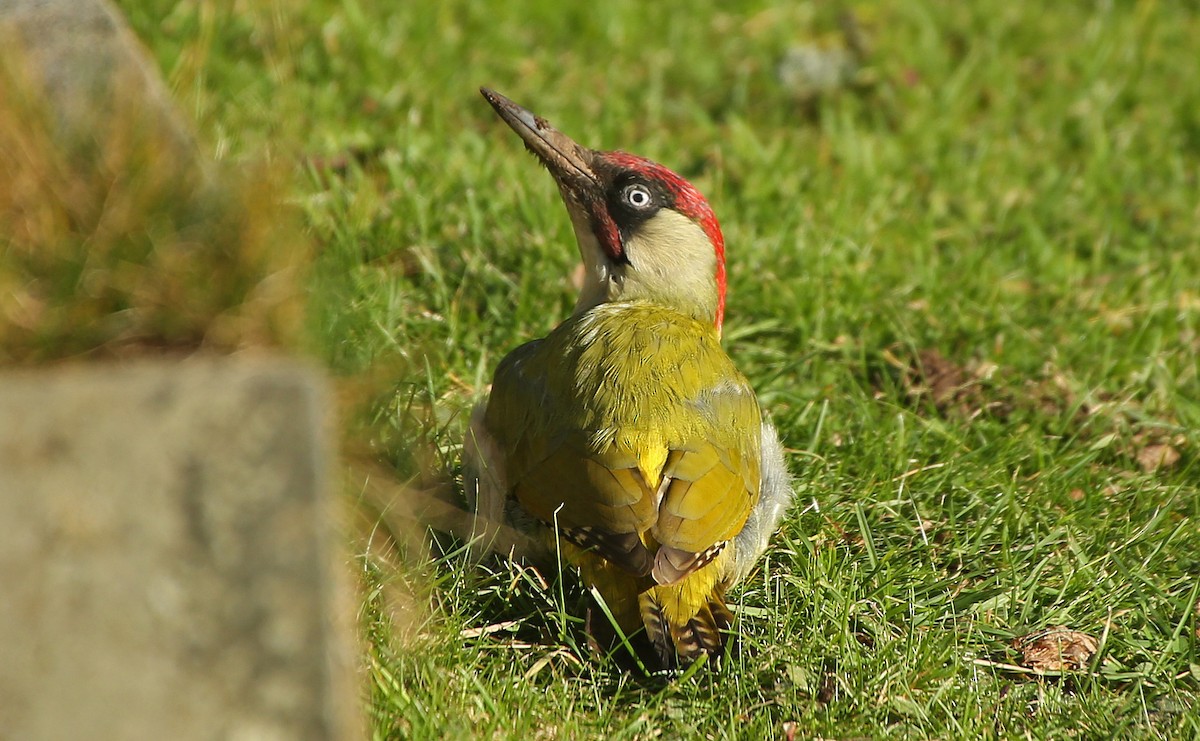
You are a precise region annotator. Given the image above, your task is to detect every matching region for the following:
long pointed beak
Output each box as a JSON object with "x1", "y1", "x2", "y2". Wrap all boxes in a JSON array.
[{"x1": 480, "y1": 88, "x2": 600, "y2": 196}]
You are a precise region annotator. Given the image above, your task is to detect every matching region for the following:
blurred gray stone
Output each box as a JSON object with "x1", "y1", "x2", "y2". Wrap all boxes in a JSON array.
[
  {"x1": 0, "y1": 0, "x2": 198, "y2": 164},
  {"x1": 777, "y1": 44, "x2": 859, "y2": 100},
  {"x1": 0, "y1": 360, "x2": 358, "y2": 741}
]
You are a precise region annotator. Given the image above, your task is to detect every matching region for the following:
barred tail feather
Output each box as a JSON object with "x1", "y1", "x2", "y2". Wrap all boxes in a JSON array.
[
  {"x1": 638, "y1": 593, "x2": 674, "y2": 670},
  {"x1": 666, "y1": 600, "x2": 728, "y2": 666},
  {"x1": 708, "y1": 593, "x2": 734, "y2": 634}
]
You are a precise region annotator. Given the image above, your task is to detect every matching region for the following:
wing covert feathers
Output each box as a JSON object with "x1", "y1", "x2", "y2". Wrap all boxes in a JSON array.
[{"x1": 651, "y1": 542, "x2": 727, "y2": 586}]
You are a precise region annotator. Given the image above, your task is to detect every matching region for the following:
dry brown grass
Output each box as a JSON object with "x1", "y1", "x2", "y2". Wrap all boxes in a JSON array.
[{"x1": 0, "y1": 32, "x2": 307, "y2": 364}]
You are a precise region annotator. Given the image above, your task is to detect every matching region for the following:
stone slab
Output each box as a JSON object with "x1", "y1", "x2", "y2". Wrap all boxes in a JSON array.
[{"x1": 0, "y1": 360, "x2": 357, "y2": 741}]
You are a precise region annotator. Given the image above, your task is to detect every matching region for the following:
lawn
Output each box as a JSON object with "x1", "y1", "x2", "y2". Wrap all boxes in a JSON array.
[{"x1": 118, "y1": 1, "x2": 1199, "y2": 737}]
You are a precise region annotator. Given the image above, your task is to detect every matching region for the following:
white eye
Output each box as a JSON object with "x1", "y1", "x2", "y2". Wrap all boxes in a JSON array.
[{"x1": 623, "y1": 184, "x2": 653, "y2": 209}]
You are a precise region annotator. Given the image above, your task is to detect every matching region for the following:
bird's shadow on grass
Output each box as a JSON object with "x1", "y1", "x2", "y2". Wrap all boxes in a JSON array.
[{"x1": 427, "y1": 530, "x2": 716, "y2": 688}]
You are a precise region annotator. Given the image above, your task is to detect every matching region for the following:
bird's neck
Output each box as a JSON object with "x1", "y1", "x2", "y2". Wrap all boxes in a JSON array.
[{"x1": 568, "y1": 210, "x2": 723, "y2": 332}]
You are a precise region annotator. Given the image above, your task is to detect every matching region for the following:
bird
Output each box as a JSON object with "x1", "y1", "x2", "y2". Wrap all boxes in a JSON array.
[{"x1": 464, "y1": 88, "x2": 793, "y2": 669}]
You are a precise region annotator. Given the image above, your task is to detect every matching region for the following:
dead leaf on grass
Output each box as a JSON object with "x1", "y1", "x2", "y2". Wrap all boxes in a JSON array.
[
  {"x1": 913, "y1": 348, "x2": 967, "y2": 407},
  {"x1": 1135, "y1": 442, "x2": 1181, "y2": 473},
  {"x1": 1014, "y1": 626, "x2": 1099, "y2": 672},
  {"x1": 889, "y1": 347, "x2": 1009, "y2": 419}
]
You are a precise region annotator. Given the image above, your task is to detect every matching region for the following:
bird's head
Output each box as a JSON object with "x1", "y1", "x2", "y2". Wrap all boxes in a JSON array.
[{"x1": 482, "y1": 88, "x2": 727, "y2": 333}]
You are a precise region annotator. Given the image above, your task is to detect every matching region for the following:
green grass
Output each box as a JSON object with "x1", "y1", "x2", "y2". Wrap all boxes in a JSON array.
[{"x1": 119, "y1": 1, "x2": 1199, "y2": 737}]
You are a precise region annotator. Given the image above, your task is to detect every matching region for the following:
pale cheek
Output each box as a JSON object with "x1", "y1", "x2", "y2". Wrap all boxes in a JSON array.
[{"x1": 625, "y1": 213, "x2": 717, "y2": 290}]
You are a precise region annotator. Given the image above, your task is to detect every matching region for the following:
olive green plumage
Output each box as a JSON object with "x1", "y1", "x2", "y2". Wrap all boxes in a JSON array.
[{"x1": 483, "y1": 300, "x2": 761, "y2": 663}]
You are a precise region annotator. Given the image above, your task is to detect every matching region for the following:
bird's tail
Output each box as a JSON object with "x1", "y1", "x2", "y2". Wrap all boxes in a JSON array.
[{"x1": 639, "y1": 589, "x2": 734, "y2": 668}]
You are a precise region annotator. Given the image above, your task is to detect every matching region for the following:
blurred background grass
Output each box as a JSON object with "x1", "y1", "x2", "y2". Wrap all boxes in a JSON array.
[{"x1": 18, "y1": 0, "x2": 1200, "y2": 737}]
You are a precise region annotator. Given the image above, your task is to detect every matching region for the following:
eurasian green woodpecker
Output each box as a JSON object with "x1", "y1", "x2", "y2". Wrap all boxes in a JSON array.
[{"x1": 465, "y1": 88, "x2": 793, "y2": 668}]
